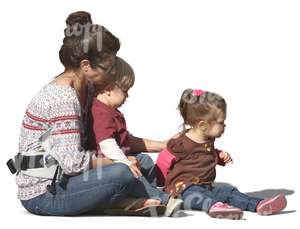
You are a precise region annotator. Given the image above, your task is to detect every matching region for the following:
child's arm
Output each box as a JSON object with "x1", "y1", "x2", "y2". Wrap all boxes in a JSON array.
[
  {"x1": 99, "y1": 138, "x2": 132, "y2": 165},
  {"x1": 216, "y1": 149, "x2": 233, "y2": 166},
  {"x1": 127, "y1": 131, "x2": 185, "y2": 153},
  {"x1": 127, "y1": 135, "x2": 166, "y2": 153},
  {"x1": 99, "y1": 138, "x2": 142, "y2": 177}
]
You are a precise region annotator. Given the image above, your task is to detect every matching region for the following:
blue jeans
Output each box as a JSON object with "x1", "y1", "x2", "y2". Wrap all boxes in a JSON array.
[
  {"x1": 181, "y1": 184, "x2": 263, "y2": 212},
  {"x1": 128, "y1": 153, "x2": 169, "y2": 204},
  {"x1": 132, "y1": 153, "x2": 157, "y2": 186},
  {"x1": 21, "y1": 163, "x2": 134, "y2": 215},
  {"x1": 21, "y1": 163, "x2": 169, "y2": 216}
]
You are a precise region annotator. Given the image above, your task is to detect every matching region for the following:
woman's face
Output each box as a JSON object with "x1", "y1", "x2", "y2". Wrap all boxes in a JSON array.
[{"x1": 84, "y1": 54, "x2": 116, "y2": 84}]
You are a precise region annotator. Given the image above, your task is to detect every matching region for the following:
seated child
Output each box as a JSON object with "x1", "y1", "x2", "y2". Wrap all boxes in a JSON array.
[
  {"x1": 162, "y1": 88, "x2": 287, "y2": 219},
  {"x1": 89, "y1": 56, "x2": 182, "y2": 216}
]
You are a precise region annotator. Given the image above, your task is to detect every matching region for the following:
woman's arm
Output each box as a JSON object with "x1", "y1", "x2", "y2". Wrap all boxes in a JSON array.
[
  {"x1": 49, "y1": 101, "x2": 91, "y2": 175},
  {"x1": 127, "y1": 135, "x2": 167, "y2": 153}
]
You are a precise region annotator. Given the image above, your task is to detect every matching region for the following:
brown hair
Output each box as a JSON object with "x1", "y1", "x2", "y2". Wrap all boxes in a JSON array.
[
  {"x1": 59, "y1": 11, "x2": 120, "y2": 109},
  {"x1": 178, "y1": 89, "x2": 227, "y2": 128},
  {"x1": 95, "y1": 56, "x2": 135, "y2": 93},
  {"x1": 59, "y1": 11, "x2": 120, "y2": 70}
]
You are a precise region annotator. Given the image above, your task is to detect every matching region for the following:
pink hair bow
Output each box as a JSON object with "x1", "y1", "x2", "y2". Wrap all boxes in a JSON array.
[{"x1": 193, "y1": 89, "x2": 204, "y2": 96}]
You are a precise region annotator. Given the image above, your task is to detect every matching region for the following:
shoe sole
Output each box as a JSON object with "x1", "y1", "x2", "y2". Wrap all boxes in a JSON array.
[
  {"x1": 257, "y1": 195, "x2": 287, "y2": 216},
  {"x1": 209, "y1": 210, "x2": 243, "y2": 220}
]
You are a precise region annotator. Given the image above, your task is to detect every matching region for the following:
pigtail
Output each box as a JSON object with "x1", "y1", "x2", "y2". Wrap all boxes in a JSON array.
[{"x1": 178, "y1": 89, "x2": 194, "y2": 130}]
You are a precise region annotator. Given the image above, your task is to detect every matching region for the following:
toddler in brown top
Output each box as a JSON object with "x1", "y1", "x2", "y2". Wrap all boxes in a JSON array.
[{"x1": 161, "y1": 88, "x2": 287, "y2": 219}]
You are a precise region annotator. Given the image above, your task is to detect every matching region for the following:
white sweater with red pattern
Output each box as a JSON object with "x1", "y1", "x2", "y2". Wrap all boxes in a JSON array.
[{"x1": 16, "y1": 84, "x2": 91, "y2": 200}]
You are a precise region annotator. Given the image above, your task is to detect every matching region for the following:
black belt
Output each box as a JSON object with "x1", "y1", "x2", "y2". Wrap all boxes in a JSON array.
[
  {"x1": 7, "y1": 153, "x2": 44, "y2": 174},
  {"x1": 7, "y1": 153, "x2": 71, "y2": 196}
]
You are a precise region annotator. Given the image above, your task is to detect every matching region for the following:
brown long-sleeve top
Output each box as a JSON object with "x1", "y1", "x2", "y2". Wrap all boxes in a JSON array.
[{"x1": 164, "y1": 133, "x2": 225, "y2": 196}]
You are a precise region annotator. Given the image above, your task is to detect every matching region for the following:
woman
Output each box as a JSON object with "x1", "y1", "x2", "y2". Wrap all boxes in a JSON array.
[{"x1": 12, "y1": 11, "x2": 164, "y2": 216}]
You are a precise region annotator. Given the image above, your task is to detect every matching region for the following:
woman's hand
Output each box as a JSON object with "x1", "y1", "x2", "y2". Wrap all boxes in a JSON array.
[{"x1": 218, "y1": 151, "x2": 233, "y2": 164}]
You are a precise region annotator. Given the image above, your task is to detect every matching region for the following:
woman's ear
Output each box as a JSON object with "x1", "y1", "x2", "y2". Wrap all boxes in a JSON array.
[{"x1": 80, "y1": 59, "x2": 91, "y2": 72}]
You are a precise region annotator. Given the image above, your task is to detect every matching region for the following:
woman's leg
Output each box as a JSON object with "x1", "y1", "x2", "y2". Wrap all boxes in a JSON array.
[
  {"x1": 21, "y1": 163, "x2": 134, "y2": 216},
  {"x1": 211, "y1": 184, "x2": 263, "y2": 212},
  {"x1": 129, "y1": 175, "x2": 169, "y2": 204}
]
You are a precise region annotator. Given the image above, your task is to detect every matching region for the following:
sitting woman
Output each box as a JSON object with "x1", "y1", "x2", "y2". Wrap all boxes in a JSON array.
[{"x1": 10, "y1": 11, "x2": 167, "y2": 216}]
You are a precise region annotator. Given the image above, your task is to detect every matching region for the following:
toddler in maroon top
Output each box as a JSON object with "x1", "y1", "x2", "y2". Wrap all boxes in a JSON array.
[
  {"x1": 88, "y1": 57, "x2": 184, "y2": 213},
  {"x1": 92, "y1": 97, "x2": 130, "y2": 157}
]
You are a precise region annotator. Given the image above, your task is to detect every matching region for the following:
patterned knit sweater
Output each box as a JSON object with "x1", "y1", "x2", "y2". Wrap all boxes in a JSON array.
[{"x1": 16, "y1": 84, "x2": 91, "y2": 200}]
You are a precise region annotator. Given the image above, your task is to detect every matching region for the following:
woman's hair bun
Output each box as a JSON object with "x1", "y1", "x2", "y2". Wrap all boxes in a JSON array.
[{"x1": 66, "y1": 11, "x2": 93, "y2": 26}]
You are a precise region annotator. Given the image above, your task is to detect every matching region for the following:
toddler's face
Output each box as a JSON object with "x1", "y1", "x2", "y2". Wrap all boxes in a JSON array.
[
  {"x1": 109, "y1": 85, "x2": 129, "y2": 108},
  {"x1": 205, "y1": 110, "x2": 226, "y2": 138}
]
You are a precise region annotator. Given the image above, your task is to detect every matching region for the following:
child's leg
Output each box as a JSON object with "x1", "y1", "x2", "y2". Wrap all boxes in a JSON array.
[
  {"x1": 129, "y1": 175, "x2": 183, "y2": 216},
  {"x1": 129, "y1": 174, "x2": 169, "y2": 204},
  {"x1": 129, "y1": 153, "x2": 157, "y2": 187},
  {"x1": 182, "y1": 184, "x2": 244, "y2": 219},
  {"x1": 181, "y1": 184, "x2": 219, "y2": 212},
  {"x1": 211, "y1": 184, "x2": 263, "y2": 212}
]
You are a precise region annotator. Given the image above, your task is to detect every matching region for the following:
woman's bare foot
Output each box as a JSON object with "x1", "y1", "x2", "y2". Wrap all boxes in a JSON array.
[
  {"x1": 143, "y1": 199, "x2": 161, "y2": 207},
  {"x1": 117, "y1": 197, "x2": 161, "y2": 210}
]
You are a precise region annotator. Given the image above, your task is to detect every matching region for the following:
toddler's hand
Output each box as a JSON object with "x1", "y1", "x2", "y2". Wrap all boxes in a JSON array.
[
  {"x1": 129, "y1": 164, "x2": 142, "y2": 178},
  {"x1": 128, "y1": 156, "x2": 141, "y2": 170},
  {"x1": 219, "y1": 151, "x2": 233, "y2": 164}
]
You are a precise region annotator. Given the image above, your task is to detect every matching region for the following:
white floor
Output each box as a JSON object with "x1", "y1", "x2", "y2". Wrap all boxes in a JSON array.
[
  {"x1": 1, "y1": 0, "x2": 299, "y2": 228},
  {"x1": 2, "y1": 175, "x2": 298, "y2": 229},
  {"x1": 2, "y1": 194, "x2": 297, "y2": 229}
]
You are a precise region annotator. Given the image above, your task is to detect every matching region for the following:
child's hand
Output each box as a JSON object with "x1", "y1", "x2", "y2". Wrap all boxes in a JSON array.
[
  {"x1": 129, "y1": 164, "x2": 142, "y2": 178},
  {"x1": 127, "y1": 156, "x2": 141, "y2": 170},
  {"x1": 127, "y1": 156, "x2": 142, "y2": 177},
  {"x1": 219, "y1": 151, "x2": 233, "y2": 164}
]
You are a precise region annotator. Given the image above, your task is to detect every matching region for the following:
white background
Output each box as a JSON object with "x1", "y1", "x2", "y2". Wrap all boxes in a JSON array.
[{"x1": 0, "y1": 0, "x2": 299, "y2": 228}]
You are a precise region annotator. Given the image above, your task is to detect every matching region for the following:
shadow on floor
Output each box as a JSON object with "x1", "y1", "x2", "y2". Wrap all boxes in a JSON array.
[
  {"x1": 213, "y1": 182, "x2": 295, "y2": 199},
  {"x1": 245, "y1": 189, "x2": 294, "y2": 199}
]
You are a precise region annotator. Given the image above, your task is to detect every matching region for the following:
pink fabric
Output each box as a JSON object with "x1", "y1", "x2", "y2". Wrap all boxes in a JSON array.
[
  {"x1": 193, "y1": 89, "x2": 205, "y2": 96},
  {"x1": 155, "y1": 148, "x2": 177, "y2": 186}
]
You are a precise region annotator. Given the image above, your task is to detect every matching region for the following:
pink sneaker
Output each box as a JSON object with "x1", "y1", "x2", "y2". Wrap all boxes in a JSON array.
[
  {"x1": 208, "y1": 202, "x2": 243, "y2": 220},
  {"x1": 256, "y1": 194, "x2": 287, "y2": 215}
]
